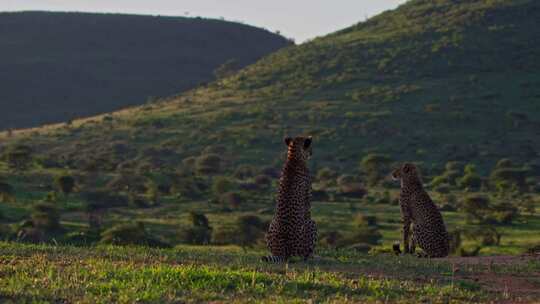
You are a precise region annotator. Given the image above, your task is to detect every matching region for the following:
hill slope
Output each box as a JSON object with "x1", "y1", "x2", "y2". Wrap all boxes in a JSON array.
[
  {"x1": 0, "y1": 11, "x2": 292, "y2": 129},
  {"x1": 4, "y1": 0, "x2": 540, "y2": 173}
]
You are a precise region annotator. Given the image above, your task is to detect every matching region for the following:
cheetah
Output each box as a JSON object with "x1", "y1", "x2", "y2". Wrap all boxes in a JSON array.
[
  {"x1": 262, "y1": 136, "x2": 317, "y2": 263},
  {"x1": 391, "y1": 163, "x2": 449, "y2": 258}
]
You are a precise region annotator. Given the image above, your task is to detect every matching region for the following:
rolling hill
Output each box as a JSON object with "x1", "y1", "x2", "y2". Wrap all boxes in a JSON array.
[
  {"x1": 0, "y1": 11, "x2": 292, "y2": 129},
  {"x1": 5, "y1": 0, "x2": 539, "y2": 175}
]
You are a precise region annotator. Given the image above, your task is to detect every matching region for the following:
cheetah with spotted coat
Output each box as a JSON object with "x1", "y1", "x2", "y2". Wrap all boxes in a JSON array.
[
  {"x1": 262, "y1": 136, "x2": 317, "y2": 263},
  {"x1": 392, "y1": 163, "x2": 449, "y2": 258}
]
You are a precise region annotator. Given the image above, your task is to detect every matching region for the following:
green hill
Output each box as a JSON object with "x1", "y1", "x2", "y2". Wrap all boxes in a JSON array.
[
  {"x1": 0, "y1": 11, "x2": 292, "y2": 129},
  {"x1": 4, "y1": 0, "x2": 540, "y2": 173}
]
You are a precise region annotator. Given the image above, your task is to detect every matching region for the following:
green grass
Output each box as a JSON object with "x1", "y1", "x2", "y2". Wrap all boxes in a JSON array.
[{"x1": 2, "y1": 242, "x2": 529, "y2": 303}]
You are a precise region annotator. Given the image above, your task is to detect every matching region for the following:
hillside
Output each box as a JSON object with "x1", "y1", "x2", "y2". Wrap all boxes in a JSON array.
[
  {"x1": 0, "y1": 242, "x2": 538, "y2": 303},
  {"x1": 3, "y1": 0, "x2": 540, "y2": 173},
  {"x1": 0, "y1": 11, "x2": 292, "y2": 129}
]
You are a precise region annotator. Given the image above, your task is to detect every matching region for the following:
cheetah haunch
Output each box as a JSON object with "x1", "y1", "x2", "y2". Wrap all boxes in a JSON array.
[
  {"x1": 262, "y1": 136, "x2": 317, "y2": 263},
  {"x1": 392, "y1": 163, "x2": 449, "y2": 258}
]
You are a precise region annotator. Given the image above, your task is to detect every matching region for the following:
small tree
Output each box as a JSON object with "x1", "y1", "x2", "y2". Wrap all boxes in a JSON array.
[
  {"x1": 459, "y1": 194, "x2": 490, "y2": 223},
  {"x1": 54, "y1": 175, "x2": 76, "y2": 196},
  {"x1": 234, "y1": 215, "x2": 265, "y2": 250},
  {"x1": 195, "y1": 154, "x2": 222, "y2": 175},
  {"x1": 457, "y1": 164, "x2": 482, "y2": 190},
  {"x1": 4, "y1": 145, "x2": 33, "y2": 171},
  {"x1": 0, "y1": 182, "x2": 15, "y2": 202},
  {"x1": 360, "y1": 154, "x2": 391, "y2": 185},
  {"x1": 179, "y1": 212, "x2": 212, "y2": 245}
]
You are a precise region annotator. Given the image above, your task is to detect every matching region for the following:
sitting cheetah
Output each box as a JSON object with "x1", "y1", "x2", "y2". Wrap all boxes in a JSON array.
[
  {"x1": 262, "y1": 136, "x2": 317, "y2": 263},
  {"x1": 391, "y1": 163, "x2": 449, "y2": 258}
]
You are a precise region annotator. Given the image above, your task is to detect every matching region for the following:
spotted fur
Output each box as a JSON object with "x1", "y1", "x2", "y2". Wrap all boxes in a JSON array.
[
  {"x1": 262, "y1": 136, "x2": 317, "y2": 263},
  {"x1": 392, "y1": 163, "x2": 449, "y2": 258}
]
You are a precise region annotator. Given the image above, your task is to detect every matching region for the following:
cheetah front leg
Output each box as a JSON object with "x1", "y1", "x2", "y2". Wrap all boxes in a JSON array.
[
  {"x1": 399, "y1": 200, "x2": 413, "y2": 254},
  {"x1": 301, "y1": 219, "x2": 317, "y2": 260}
]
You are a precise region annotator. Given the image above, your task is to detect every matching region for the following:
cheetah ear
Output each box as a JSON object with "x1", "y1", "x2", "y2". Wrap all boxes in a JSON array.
[
  {"x1": 402, "y1": 163, "x2": 412, "y2": 173},
  {"x1": 303, "y1": 137, "x2": 312, "y2": 149},
  {"x1": 284, "y1": 137, "x2": 293, "y2": 146}
]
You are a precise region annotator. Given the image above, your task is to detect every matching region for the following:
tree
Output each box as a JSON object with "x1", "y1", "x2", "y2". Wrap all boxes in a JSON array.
[
  {"x1": 4, "y1": 145, "x2": 33, "y2": 171},
  {"x1": 179, "y1": 212, "x2": 212, "y2": 245},
  {"x1": 360, "y1": 154, "x2": 391, "y2": 185},
  {"x1": 55, "y1": 175, "x2": 76, "y2": 196},
  {"x1": 0, "y1": 182, "x2": 15, "y2": 202}
]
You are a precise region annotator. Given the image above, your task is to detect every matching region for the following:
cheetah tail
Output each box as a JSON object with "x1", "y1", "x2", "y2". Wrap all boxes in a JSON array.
[
  {"x1": 261, "y1": 256, "x2": 287, "y2": 263},
  {"x1": 392, "y1": 242, "x2": 402, "y2": 256}
]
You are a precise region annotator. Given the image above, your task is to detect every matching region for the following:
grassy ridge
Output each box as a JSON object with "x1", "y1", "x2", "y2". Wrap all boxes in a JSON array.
[
  {"x1": 4, "y1": 242, "x2": 538, "y2": 303},
  {"x1": 0, "y1": 11, "x2": 292, "y2": 129}
]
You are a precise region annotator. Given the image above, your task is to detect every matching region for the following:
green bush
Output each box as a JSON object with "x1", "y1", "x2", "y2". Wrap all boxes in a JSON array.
[
  {"x1": 100, "y1": 222, "x2": 170, "y2": 247},
  {"x1": 360, "y1": 154, "x2": 391, "y2": 185},
  {"x1": 179, "y1": 212, "x2": 212, "y2": 245},
  {"x1": 31, "y1": 202, "x2": 61, "y2": 232},
  {"x1": 317, "y1": 167, "x2": 337, "y2": 182},
  {"x1": 212, "y1": 176, "x2": 235, "y2": 196},
  {"x1": 0, "y1": 182, "x2": 15, "y2": 202},
  {"x1": 55, "y1": 175, "x2": 76, "y2": 195},
  {"x1": 195, "y1": 154, "x2": 222, "y2": 175}
]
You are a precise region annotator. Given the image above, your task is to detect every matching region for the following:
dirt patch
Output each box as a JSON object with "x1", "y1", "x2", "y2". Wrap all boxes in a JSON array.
[
  {"x1": 442, "y1": 254, "x2": 540, "y2": 267},
  {"x1": 442, "y1": 254, "x2": 540, "y2": 302}
]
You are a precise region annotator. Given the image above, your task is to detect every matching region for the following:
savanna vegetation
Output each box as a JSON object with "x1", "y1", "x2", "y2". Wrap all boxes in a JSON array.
[{"x1": 0, "y1": 0, "x2": 539, "y2": 302}]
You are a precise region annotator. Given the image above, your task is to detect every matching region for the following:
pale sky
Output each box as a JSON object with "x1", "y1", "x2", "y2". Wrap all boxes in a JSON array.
[{"x1": 1, "y1": 0, "x2": 407, "y2": 42}]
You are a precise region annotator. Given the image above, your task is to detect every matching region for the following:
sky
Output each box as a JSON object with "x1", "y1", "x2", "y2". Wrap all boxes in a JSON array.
[{"x1": 1, "y1": 0, "x2": 407, "y2": 42}]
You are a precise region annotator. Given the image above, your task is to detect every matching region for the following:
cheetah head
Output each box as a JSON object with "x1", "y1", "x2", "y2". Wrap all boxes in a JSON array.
[
  {"x1": 284, "y1": 136, "x2": 313, "y2": 161},
  {"x1": 391, "y1": 163, "x2": 419, "y2": 181}
]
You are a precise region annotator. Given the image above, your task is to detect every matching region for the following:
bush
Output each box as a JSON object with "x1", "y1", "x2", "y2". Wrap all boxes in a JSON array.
[
  {"x1": 336, "y1": 174, "x2": 356, "y2": 186},
  {"x1": 212, "y1": 215, "x2": 267, "y2": 248},
  {"x1": 80, "y1": 189, "x2": 128, "y2": 209},
  {"x1": 212, "y1": 176, "x2": 235, "y2": 196},
  {"x1": 234, "y1": 165, "x2": 255, "y2": 179},
  {"x1": 195, "y1": 154, "x2": 222, "y2": 175},
  {"x1": 445, "y1": 161, "x2": 465, "y2": 172},
  {"x1": 179, "y1": 212, "x2": 212, "y2": 245},
  {"x1": 254, "y1": 175, "x2": 272, "y2": 187},
  {"x1": 220, "y1": 192, "x2": 244, "y2": 208},
  {"x1": 495, "y1": 158, "x2": 514, "y2": 169},
  {"x1": 3, "y1": 145, "x2": 33, "y2": 171},
  {"x1": 319, "y1": 231, "x2": 344, "y2": 248},
  {"x1": 100, "y1": 222, "x2": 170, "y2": 247},
  {"x1": 31, "y1": 202, "x2": 61, "y2": 232},
  {"x1": 0, "y1": 182, "x2": 15, "y2": 202},
  {"x1": 317, "y1": 167, "x2": 337, "y2": 182},
  {"x1": 490, "y1": 168, "x2": 528, "y2": 191},
  {"x1": 260, "y1": 166, "x2": 280, "y2": 178},
  {"x1": 360, "y1": 154, "x2": 391, "y2": 185},
  {"x1": 457, "y1": 173, "x2": 482, "y2": 190},
  {"x1": 55, "y1": 175, "x2": 76, "y2": 195},
  {"x1": 354, "y1": 214, "x2": 378, "y2": 227},
  {"x1": 339, "y1": 183, "x2": 367, "y2": 198},
  {"x1": 459, "y1": 195, "x2": 490, "y2": 222}
]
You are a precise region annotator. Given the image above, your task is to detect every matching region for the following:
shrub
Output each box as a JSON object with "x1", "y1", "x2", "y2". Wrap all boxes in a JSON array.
[
  {"x1": 457, "y1": 173, "x2": 482, "y2": 190},
  {"x1": 490, "y1": 168, "x2": 528, "y2": 191},
  {"x1": 100, "y1": 222, "x2": 170, "y2": 247},
  {"x1": 354, "y1": 214, "x2": 378, "y2": 227},
  {"x1": 234, "y1": 165, "x2": 255, "y2": 179},
  {"x1": 495, "y1": 158, "x2": 514, "y2": 169},
  {"x1": 445, "y1": 161, "x2": 465, "y2": 172},
  {"x1": 336, "y1": 174, "x2": 356, "y2": 186},
  {"x1": 339, "y1": 183, "x2": 367, "y2": 198},
  {"x1": 319, "y1": 231, "x2": 344, "y2": 248},
  {"x1": 3, "y1": 145, "x2": 33, "y2": 171},
  {"x1": 254, "y1": 174, "x2": 272, "y2": 187},
  {"x1": 220, "y1": 191, "x2": 244, "y2": 208},
  {"x1": 260, "y1": 166, "x2": 280, "y2": 178},
  {"x1": 459, "y1": 195, "x2": 490, "y2": 222},
  {"x1": 179, "y1": 212, "x2": 212, "y2": 245},
  {"x1": 195, "y1": 154, "x2": 222, "y2": 175},
  {"x1": 31, "y1": 202, "x2": 61, "y2": 232},
  {"x1": 231, "y1": 215, "x2": 266, "y2": 249},
  {"x1": 80, "y1": 189, "x2": 128, "y2": 209},
  {"x1": 212, "y1": 176, "x2": 235, "y2": 196},
  {"x1": 317, "y1": 167, "x2": 337, "y2": 182},
  {"x1": 0, "y1": 182, "x2": 15, "y2": 202},
  {"x1": 55, "y1": 175, "x2": 76, "y2": 195},
  {"x1": 360, "y1": 154, "x2": 391, "y2": 185}
]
